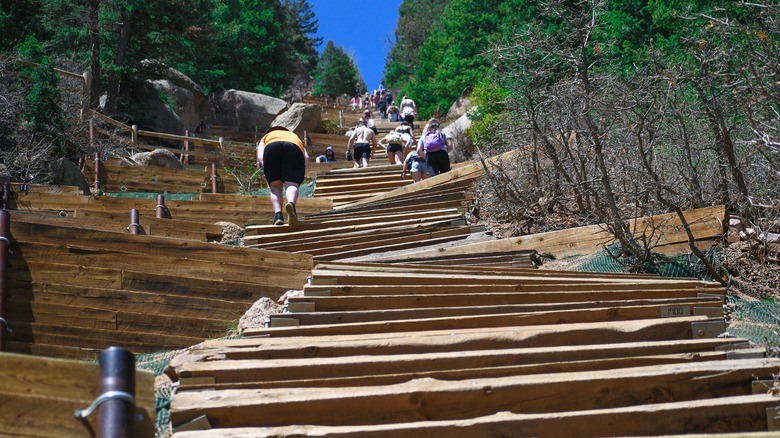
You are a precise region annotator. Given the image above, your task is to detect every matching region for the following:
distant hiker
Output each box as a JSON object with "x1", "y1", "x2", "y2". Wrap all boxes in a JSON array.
[
  {"x1": 401, "y1": 149, "x2": 430, "y2": 182},
  {"x1": 419, "y1": 118, "x2": 452, "y2": 175},
  {"x1": 316, "y1": 146, "x2": 337, "y2": 163},
  {"x1": 387, "y1": 101, "x2": 399, "y2": 122},
  {"x1": 256, "y1": 126, "x2": 309, "y2": 227},
  {"x1": 347, "y1": 120, "x2": 377, "y2": 168},
  {"x1": 378, "y1": 95, "x2": 388, "y2": 119},
  {"x1": 400, "y1": 95, "x2": 418, "y2": 127},
  {"x1": 394, "y1": 121, "x2": 415, "y2": 158},
  {"x1": 378, "y1": 130, "x2": 405, "y2": 165},
  {"x1": 395, "y1": 120, "x2": 414, "y2": 144},
  {"x1": 362, "y1": 109, "x2": 377, "y2": 134}
]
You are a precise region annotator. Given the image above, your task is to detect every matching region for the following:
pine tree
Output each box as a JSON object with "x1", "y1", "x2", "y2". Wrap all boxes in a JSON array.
[{"x1": 312, "y1": 41, "x2": 362, "y2": 98}]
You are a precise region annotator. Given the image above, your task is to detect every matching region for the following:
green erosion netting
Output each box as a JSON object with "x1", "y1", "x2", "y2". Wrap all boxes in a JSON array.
[
  {"x1": 136, "y1": 350, "x2": 184, "y2": 437},
  {"x1": 104, "y1": 192, "x2": 200, "y2": 200},
  {"x1": 575, "y1": 243, "x2": 722, "y2": 280},
  {"x1": 573, "y1": 243, "x2": 780, "y2": 357}
]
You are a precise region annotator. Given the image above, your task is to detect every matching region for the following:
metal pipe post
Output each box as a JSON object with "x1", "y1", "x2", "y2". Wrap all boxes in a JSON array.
[
  {"x1": 0, "y1": 210, "x2": 9, "y2": 351},
  {"x1": 128, "y1": 209, "x2": 140, "y2": 235},
  {"x1": 1, "y1": 182, "x2": 9, "y2": 210},
  {"x1": 156, "y1": 195, "x2": 167, "y2": 219},
  {"x1": 97, "y1": 347, "x2": 136, "y2": 438},
  {"x1": 94, "y1": 152, "x2": 100, "y2": 194},
  {"x1": 89, "y1": 117, "x2": 95, "y2": 150}
]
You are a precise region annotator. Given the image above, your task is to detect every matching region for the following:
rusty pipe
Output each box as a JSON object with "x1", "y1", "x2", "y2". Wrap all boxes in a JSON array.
[
  {"x1": 128, "y1": 209, "x2": 140, "y2": 235},
  {"x1": 94, "y1": 152, "x2": 100, "y2": 195},
  {"x1": 0, "y1": 210, "x2": 10, "y2": 351},
  {"x1": 155, "y1": 195, "x2": 169, "y2": 219},
  {"x1": 1, "y1": 182, "x2": 10, "y2": 210},
  {"x1": 97, "y1": 347, "x2": 136, "y2": 438}
]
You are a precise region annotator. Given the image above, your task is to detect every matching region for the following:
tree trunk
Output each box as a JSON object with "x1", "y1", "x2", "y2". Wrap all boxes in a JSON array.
[
  {"x1": 105, "y1": 5, "x2": 133, "y2": 115},
  {"x1": 87, "y1": 0, "x2": 100, "y2": 110}
]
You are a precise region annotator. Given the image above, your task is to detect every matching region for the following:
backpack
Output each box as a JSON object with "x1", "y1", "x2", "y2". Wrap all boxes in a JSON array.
[
  {"x1": 404, "y1": 154, "x2": 415, "y2": 172},
  {"x1": 423, "y1": 130, "x2": 445, "y2": 152},
  {"x1": 385, "y1": 131, "x2": 403, "y2": 144}
]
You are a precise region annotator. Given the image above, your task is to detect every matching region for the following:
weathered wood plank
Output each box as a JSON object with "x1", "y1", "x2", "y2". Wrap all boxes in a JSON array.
[
  {"x1": 171, "y1": 394, "x2": 780, "y2": 438},
  {"x1": 10, "y1": 282, "x2": 247, "y2": 320},
  {"x1": 0, "y1": 352, "x2": 155, "y2": 437},
  {"x1": 8, "y1": 322, "x2": 205, "y2": 353},
  {"x1": 385, "y1": 205, "x2": 727, "y2": 260},
  {"x1": 170, "y1": 359, "x2": 779, "y2": 428},
  {"x1": 174, "y1": 338, "x2": 747, "y2": 386},
  {"x1": 235, "y1": 317, "x2": 710, "y2": 358},
  {"x1": 293, "y1": 289, "x2": 721, "y2": 311},
  {"x1": 9, "y1": 219, "x2": 313, "y2": 270},
  {"x1": 72, "y1": 208, "x2": 224, "y2": 240},
  {"x1": 302, "y1": 282, "x2": 722, "y2": 297},
  {"x1": 254, "y1": 303, "x2": 724, "y2": 337},
  {"x1": 283, "y1": 297, "x2": 721, "y2": 325}
]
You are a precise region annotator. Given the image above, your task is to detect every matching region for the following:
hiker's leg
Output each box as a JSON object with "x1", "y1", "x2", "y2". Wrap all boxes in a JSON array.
[{"x1": 269, "y1": 180, "x2": 284, "y2": 213}]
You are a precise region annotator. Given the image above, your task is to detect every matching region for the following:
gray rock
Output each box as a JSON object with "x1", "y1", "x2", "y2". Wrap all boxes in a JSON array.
[
  {"x1": 130, "y1": 149, "x2": 184, "y2": 170},
  {"x1": 270, "y1": 103, "x2": 323, "y2": 135},
  {"x1": 206, "y1": 90, "x2": 287, "y2": 138},
  {"x1": 48, "y1": 158, "x2": 91, "y2": 194},
  {"x1": 446, "y1": 86, "x2": 473, "y2": 121},
  {"x1": 442, "y1": 113, "x2": 475, "y2": 161},
  {"x1": 131, "y1": 66, "x2": 207, "y2": 136}
]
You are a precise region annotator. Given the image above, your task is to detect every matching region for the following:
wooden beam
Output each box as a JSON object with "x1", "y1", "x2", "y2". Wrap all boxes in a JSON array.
[
  {"x1": 169, "y1": 359, "x2": 779, "y2": 428},
  {"x1": 382, "y1": 205, "x2": 727, "y2": 260},
  {"x1": 234, "y1": 317, "x2": 713, "y2": 358},
  {"x1": 174, "y1": 338, "x2": 747, "y2": 386},
  {"x1": 171, "y1": 394, "x2": 780, "y2": 438}
]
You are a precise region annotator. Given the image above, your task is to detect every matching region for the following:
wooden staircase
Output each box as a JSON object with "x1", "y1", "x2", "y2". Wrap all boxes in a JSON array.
[{"x1": 1, "y1": 141, "x2": 778, "y2": 436}]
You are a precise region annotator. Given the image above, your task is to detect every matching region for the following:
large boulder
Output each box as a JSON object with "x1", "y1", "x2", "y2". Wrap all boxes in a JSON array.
[
  {"x1": 446, "y1": 86, "x2": 473, "y2": 121},
  {"x1": 443, "y1": 113, "x2": 475, "y2": 161},
  {"x1": 206, "y1": 90, "x2": 287, "y2": 139},
  {"x1": 48, "y1": 158, "x2": 91, "y2": 194},
  {"x1": 128, "y1": 65, "x2": 207, "y2": 136},
  {"x1": 129, "y1": 149, "x2": 184, "y2": 170},
  {"x1": 269, "y1": 103, "x2": 323, "y2": 135}
]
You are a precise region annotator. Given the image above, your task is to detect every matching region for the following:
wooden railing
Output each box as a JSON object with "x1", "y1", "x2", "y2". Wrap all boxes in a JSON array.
[{"x1": 6, "y1": 56, "x2": 258, "y2": 167}]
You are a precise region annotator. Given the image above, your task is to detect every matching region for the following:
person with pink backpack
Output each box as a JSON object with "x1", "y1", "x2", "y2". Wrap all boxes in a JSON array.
[{"x1": 418, "y1": 118, "x2": 453, "y2": 175}]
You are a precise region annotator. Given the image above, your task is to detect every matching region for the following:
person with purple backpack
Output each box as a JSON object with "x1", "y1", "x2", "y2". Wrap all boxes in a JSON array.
[{"x1": 418, "y1": 118, "x2": 452, "y2": 175}]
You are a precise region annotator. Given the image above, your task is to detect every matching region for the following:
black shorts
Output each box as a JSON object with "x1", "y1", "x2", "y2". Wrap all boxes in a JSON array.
[
  {"x1": 263, "y1": 141, "x2": 305, "y2": 184},
  {"x1": 426, "y1": 149, "x2": 451, "y2": 175},
  {"x1": 353, "y1": 143, "x2": 371, "y2": 161},
  {"x1": 386, "y1": 143, "x2": 403, "y2": 154}
]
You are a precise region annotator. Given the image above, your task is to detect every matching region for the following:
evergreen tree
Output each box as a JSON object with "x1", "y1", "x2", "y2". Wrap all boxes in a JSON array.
[
  {"x1": 0, "y1": 0, "x2": 44, "y2": 50},
  {"x1": 312, "y1": 40, "x2": 362, "y2": 98},
  {"x1": 383, "y1": 0, "x2": 451, "y2": 90},
  {"x1": 283, "y1": 0, "x2": 323, "y2": 71},
  {"x1": 16, "y1": 36, "x2": 66, "y2": 144}
]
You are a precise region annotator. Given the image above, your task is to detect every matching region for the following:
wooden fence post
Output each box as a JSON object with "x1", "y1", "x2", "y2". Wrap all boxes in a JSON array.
[
  {"x1": 131, "y1": 125, "x2": 138, "y2": 155},
  {"x1": 182, "y1": 129, "x2": 190, "y2": 165}
]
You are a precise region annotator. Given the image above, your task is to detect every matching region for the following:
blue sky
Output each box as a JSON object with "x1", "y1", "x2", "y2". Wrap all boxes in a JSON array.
[{"x1": 310, "y1": 0, "x2": 403, "y2": 93}]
